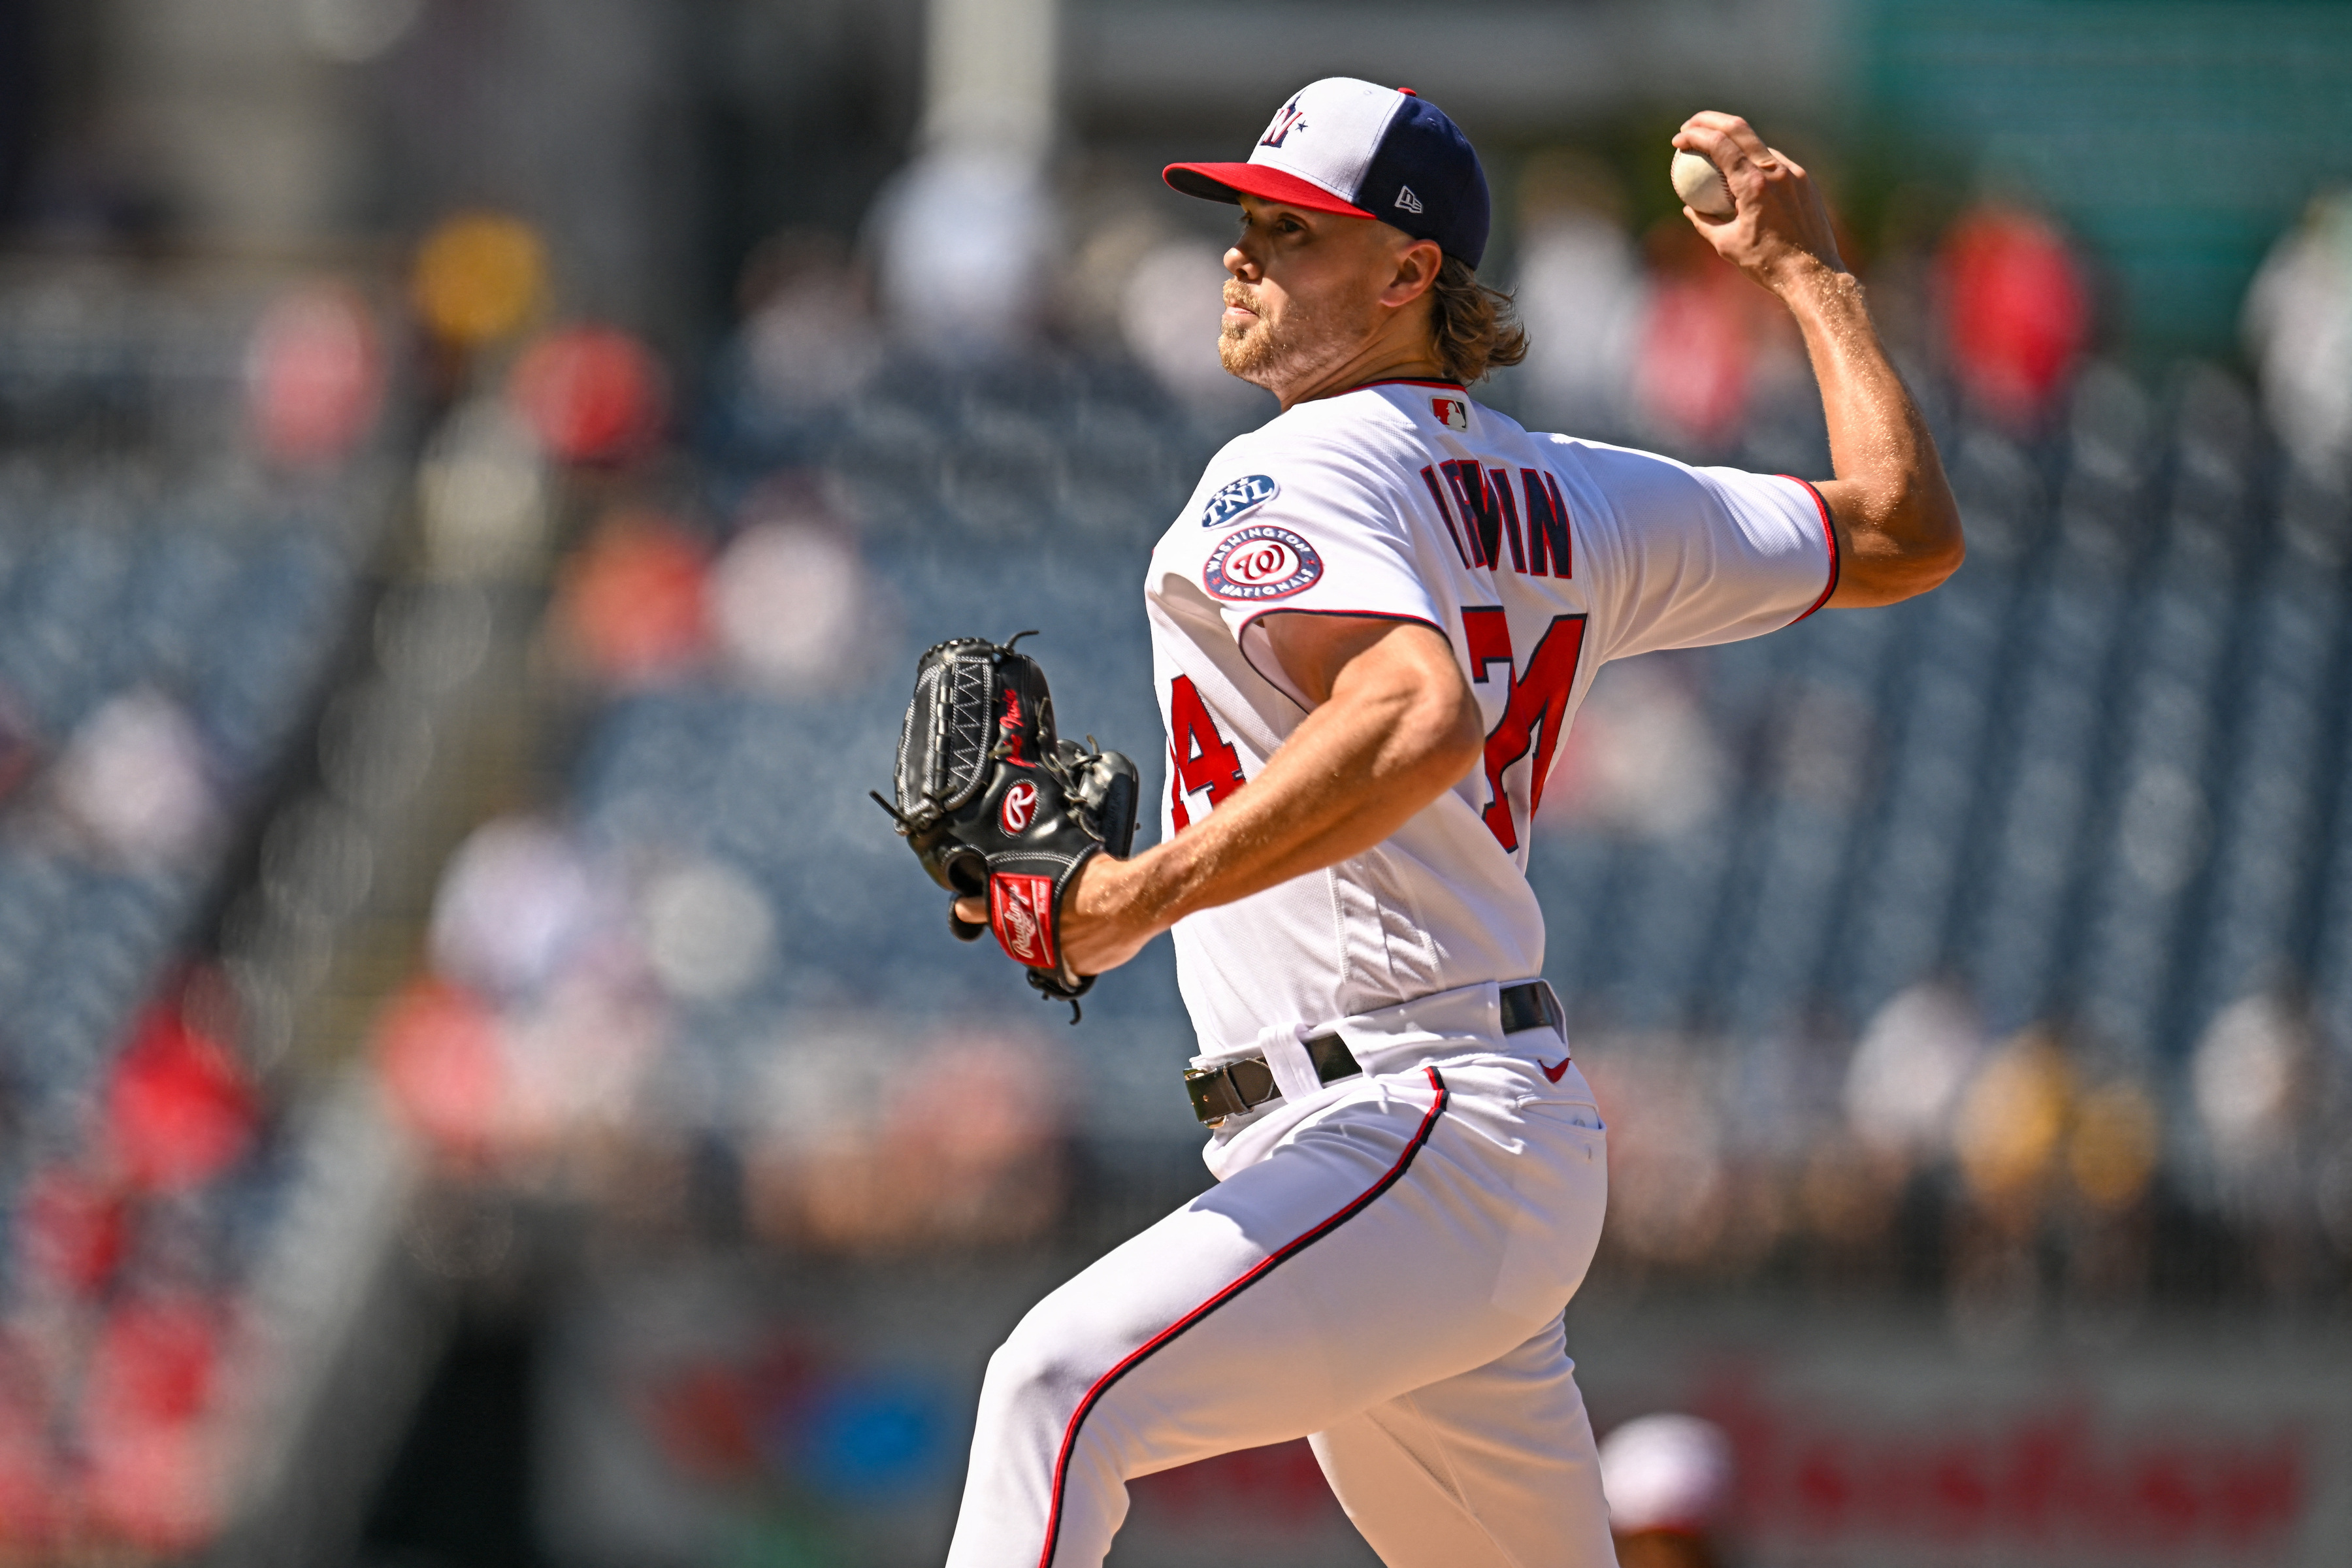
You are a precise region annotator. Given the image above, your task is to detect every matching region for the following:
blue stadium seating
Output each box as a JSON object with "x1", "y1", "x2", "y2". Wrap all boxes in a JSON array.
[{"x1": 570, "y1": 350, "x2": 2352, "y2": 1197}]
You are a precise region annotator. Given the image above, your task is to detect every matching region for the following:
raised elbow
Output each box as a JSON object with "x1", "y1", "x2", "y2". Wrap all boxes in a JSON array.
[
  {"x1": 1908, "y1": 507, "x2": 1966, "y2": 592},
  {"x1": 1839, "y1": 487, "x2": 1965, "y2": 606}
]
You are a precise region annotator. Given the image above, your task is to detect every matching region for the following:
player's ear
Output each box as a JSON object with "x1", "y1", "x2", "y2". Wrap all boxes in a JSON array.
[{"x1": 1380, "y1": 237, "x2": 1445, "y2": 310}]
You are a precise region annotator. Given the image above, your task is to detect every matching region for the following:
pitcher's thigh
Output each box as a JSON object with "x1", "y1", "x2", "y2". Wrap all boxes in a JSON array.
[
  {"x1": 951, "y1": 1078, "x2": 1484, "y2": 1567},
  {"x1": 1309, "y1": 1317, "x2": 1615, "y2": 1568}
]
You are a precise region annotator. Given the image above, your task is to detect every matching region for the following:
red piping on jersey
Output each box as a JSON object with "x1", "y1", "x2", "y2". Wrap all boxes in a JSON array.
[
  {"x1": 1781, "y1": 474, "x2": 1840, "y2": 621},
  {"x1": 1032, "y1": 1068, "x2": 1452, "y2": 1568},
  {"x1": 1232, "y1": 608, "x2": 1451, "y2": 710},
  {"x1": 1350, "y1": 377, "x2": 1468, "y2": 392}
]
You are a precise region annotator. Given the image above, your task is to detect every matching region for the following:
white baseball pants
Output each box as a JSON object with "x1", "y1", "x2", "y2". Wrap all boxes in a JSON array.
[{"x1": 945, "y1": 981, "x2": 1616, "y2": 1567}]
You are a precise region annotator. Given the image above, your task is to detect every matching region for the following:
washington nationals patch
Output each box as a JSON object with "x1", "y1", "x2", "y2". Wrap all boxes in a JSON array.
[{"x1": 1203, "y1": 525, "x2": 1323, "y2": 602}]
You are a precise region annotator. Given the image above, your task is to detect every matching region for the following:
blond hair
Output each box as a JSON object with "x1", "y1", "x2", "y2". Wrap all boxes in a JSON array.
[{"x1": 1429, "y1": 257, "x2": 1529, "y2": 384}]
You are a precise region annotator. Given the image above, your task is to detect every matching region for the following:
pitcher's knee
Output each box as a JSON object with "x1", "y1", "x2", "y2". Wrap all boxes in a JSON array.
[{"x1": 977, "y1": 1305, "x2": 1086, "y2": 1420}]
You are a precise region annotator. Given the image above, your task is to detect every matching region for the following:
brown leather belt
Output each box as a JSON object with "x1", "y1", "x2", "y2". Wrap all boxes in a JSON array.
[{"x1": 1184, "y1": 981, "x2": 1565, "y2": 1126}]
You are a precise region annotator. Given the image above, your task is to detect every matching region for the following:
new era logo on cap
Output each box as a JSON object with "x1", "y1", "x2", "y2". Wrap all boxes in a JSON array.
[{"x1": 1163, "y1": 78, "x2": 1492, "y2": 269}]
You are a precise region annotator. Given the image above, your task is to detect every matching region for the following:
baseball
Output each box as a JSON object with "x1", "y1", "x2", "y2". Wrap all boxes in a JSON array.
[{"x1": 1671, "y1": 148, "x2": 1735, "y2": 219}]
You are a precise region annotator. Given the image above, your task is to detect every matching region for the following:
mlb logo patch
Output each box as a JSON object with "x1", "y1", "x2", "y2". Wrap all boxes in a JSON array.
[{"x1": 1432, "y1": 397, "x2": 1470, "y2": 431}]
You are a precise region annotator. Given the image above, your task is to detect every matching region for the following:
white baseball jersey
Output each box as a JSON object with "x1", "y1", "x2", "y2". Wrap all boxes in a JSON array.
[
  {"x1": 1147, "y1": 378, "x2": 1837, "y2": 1056},
  {"x1": 952, "y1": 382, "x2": 1838, "y2": 1568}
]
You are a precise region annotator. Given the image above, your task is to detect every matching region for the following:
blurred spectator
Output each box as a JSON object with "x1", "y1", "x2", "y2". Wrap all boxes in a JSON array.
[
  {"x1": 1121, "y1": 234, "x2": 1258, "y2": 414},
  {"x1": 427, "y1": 816, "x2": 606, "y2": 1004},
  {"x1": 16, "y1": 1163, "x2": 131, "y2": 1298},
  {"x1": 709, "y1": 488, "x2": 880, "y2": 695},
  {"x1": 1947, "y1": 1024, "x2": 2076, "y2": 1345},
  {"x1": 411, "y1": 211, "x2": 549, "y2": 351},
  {"x1": 636, "y1": 857, "x2": 774, "y2": 1004},
  {"x1": 1598, "y1": 1412, "x2": 1734, "y2": 1568},
  {"x1": 1513, "y1": 150, "x2": 1644, "y2": 436},
  {"x1": 375, "y1": 977, "x2": 506, "y2": 1159},
  {"x1": 104, "y1": 989, "x2": 257, "y2": 1195},
  {"x1": 0, "y1": 1328, "x2": 56, "y2": 1545},
  {"x1": 1582, "y1": 1045, "x2": 1732, "y2": 1269},
  {"x1": 404, "y1": 820, "x2": 775, "y2": 1172},
  {"x1": 495, "y1": 967, "x2": 665, "y2": 1159},
  {"x1": 2065, "y1": 1075, "x2": 2161, "y2": 1215},
  {"x1": 1795, "y1": 1132, "x2": 1906, "y2": 1267},
  {"x1": 1630, "y1": 221, "x2": 1776, "y2": 451},
  {"x1": 77, "y1": 1294, "x2": 225, "y2": 1550},
  {"x1": 2244, "y1": 190, "x2": 2352, "y2": 482},
  {"x1": 1938, "y1": 205, "x2": 2089, "y2": 430},
  {"x1": 244, "y1": 282, "x2": 384, "y2": 470},
  {"x1": 419, "y1": 399, "x2": 551, "y2": 578},
  {"x1": 873, "y1": 150, "x2": 1054, "y2": 353},
  {"x1": 745, "y1": 1029, "x2": 1064, "y2": 1253},
  {"x1": 48, "y1": 689, "x2": 220, "y2": 868},
  {"x1": 1952, "y1": 1025, "x2": 2073, "y2": 1213},
  {"x1": 508, "y1": 325, "x2": 668, "y2": 466},
  {"x1": 2193, "y1": 994, "x2": 2309, "y2": 1172},
  {"x1": 550, "y1": 510, "x2": 711, "y2": 689},
  {"x1": 1545, "y1": 659, "x2": 1725, "y2": 838},
  {"x1": 1843, "y1": 981, "x2": 1985, "y2": 1160},
  {"x1": 737, "y1": 232, "x2": 883, "y2": 414},
  {"x1": 2190, "y1": 996, "x2": 2332, "y2": 1298}
]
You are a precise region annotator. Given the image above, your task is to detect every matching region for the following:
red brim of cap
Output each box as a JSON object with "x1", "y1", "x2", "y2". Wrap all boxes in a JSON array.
[{"x1": 1162, "y1": 161, "x2": 1373, "y2": 219}]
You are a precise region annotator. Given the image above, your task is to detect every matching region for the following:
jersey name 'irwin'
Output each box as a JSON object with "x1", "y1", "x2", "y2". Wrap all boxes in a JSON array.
[{"x1": 1416, "y1": 461, "x2": 1574, "y2": 580}]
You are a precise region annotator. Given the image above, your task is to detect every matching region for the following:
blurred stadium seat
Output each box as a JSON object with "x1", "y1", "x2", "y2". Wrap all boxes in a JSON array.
[
  {"x1": 402, "y1": 319, "x2": 2352, "y2": 1326},
  {"x1": 7, "y1": 111, "x2": 2352, "y2": 1568},
  {"x1": 0, "y1": 265, "x2": 391, "y2": 1558}
]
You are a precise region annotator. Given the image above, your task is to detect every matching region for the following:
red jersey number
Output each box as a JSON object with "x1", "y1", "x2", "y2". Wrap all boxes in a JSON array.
[
  {"x1": 1460, "y1": 608, "x2": 1587, "y2": 853},
  {"x1": 1168, "y1": 674, "x2": 1245, "y2": 831}
]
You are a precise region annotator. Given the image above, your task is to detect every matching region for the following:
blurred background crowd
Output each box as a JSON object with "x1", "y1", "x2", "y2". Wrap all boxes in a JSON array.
[{"x1": 0, "y1": 0, "x2": 2350, "y2": 1564}]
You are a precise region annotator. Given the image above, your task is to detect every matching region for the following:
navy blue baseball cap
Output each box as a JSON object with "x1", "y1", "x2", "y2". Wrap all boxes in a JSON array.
[{"x1": 1164, "y1": 78, "x2": 1492, "y2": 269}]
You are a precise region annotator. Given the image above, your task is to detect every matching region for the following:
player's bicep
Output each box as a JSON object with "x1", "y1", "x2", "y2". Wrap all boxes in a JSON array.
[
  {"x1": 1260, "y1": 612, "x2": 1446, "y2": 708},
  {"x1": 1260, "y1": 615, "x2": 1482, "y2": 787}
]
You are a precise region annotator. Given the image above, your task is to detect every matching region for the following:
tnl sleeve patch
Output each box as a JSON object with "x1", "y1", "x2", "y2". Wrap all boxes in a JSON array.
[{"x1": 1201, "y1": 474, "x2": 1281, "y2": 529}]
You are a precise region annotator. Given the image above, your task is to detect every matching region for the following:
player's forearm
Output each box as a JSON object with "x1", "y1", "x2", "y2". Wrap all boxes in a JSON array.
[
  {"x1": 1780, "y1": 261, "x2": 1963, "y2": 604},
  {"x1": 1121, "y1": 668, "x2": 1478, "y2": 934}
]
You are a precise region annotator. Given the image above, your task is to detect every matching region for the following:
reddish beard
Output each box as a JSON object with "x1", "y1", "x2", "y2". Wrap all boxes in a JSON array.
[{"x1": 1218, "y1": 278, "x2": 1349, "y2": 387}]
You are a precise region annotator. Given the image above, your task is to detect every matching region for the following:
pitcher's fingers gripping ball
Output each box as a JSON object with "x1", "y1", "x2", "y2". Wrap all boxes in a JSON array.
[{"x1": 929, "y1": 79, "x2": 1959, "y2": 1568}]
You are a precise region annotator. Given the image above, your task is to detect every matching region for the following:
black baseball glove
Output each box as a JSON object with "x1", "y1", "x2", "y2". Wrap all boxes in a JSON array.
[{"x1": 875, "y1": 633, "x2": 1139, "y2": 1019}]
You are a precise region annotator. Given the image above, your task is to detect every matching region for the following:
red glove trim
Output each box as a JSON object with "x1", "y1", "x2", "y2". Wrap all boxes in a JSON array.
[{"x1": 989, "y1": 872, "x2": 1059, "y2": 970}]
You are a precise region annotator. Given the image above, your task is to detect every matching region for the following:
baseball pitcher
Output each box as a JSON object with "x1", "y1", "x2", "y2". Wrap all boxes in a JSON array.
[{"x1": 913, "y1": 80, "x2": 1962, "y2": 1567}]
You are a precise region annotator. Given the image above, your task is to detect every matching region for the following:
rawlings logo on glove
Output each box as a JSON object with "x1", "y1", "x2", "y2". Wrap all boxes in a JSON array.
[
  {"x1": 874, "y1": 633, "x2": 1139, "y2": 1020},
  {"x1": 990, "y1": 874, "x2": 1056, "y2": 968}
]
